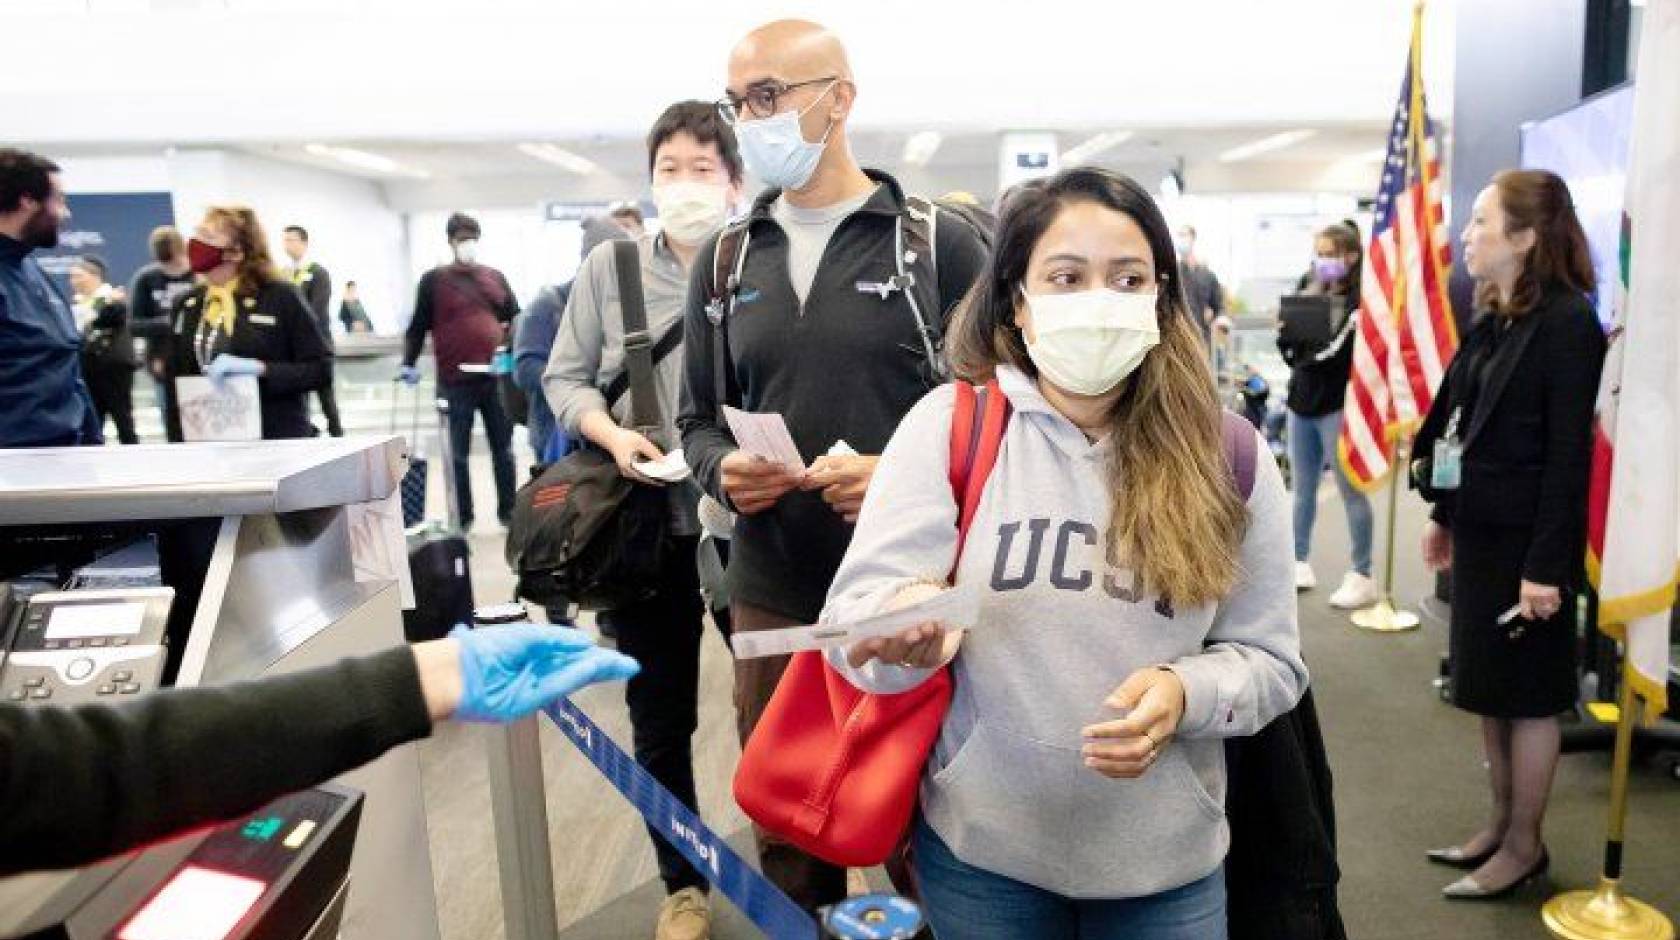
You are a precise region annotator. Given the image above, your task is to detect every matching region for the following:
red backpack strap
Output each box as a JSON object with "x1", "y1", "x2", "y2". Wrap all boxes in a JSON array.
[{"x1": 948, "y1": 379, "x2": 1011, "y2": 568}]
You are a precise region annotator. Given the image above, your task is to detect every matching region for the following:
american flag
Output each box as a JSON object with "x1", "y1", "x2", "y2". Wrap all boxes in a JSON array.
[{"x1": 1338, "y1": 9, "x2": 1458, "y2": 489}]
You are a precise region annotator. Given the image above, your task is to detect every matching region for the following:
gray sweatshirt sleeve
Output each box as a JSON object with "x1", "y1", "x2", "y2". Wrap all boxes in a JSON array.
[
  {"x1": 543, "y1": 243, "x2": 614, "y2": 437},
  {"x1": 821, "y1": 385, "x2": 962, "y2": 694},
  {"x1": 1165, "y1": 427, "x2": 1308, "y2": 738}
]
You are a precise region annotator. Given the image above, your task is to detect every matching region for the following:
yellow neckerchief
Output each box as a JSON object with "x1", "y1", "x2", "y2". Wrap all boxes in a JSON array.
[
  {"x1": 203, "y1": 279, "x2": 240, "y2": 335},
  {"x1": 290, "y1": 262, "x2": 311, "y2": 286}
]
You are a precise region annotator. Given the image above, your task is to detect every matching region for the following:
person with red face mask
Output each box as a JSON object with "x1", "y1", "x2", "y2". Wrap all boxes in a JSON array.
[{"x1": 159, "y1": 205, "x2": 331, "y2": 441}]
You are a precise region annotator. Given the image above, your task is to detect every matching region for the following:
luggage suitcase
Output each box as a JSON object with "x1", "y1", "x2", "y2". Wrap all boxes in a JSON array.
[
  {"x1": 402, "y1": 394, "x2": 474, "y2": 643},
  {"x1": 393, "y1": 381, "x2": 430, "y2": 528}
]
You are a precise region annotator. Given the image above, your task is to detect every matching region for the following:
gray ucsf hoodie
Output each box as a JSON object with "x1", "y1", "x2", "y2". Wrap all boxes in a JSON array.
[{"x1": 822, "y1": 364, "x2": 1307, "y2": 899}]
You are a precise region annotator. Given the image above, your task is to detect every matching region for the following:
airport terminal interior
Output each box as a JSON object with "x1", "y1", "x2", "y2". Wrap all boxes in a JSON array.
[{"x1": 2, "y1": 1, "x2": 1678, "y2": 939}]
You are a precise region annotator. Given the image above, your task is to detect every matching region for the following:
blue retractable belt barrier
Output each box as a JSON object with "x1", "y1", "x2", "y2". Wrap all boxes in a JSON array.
[{"x1": 544, "y1": 699, "x2": 822, "y2": 939}]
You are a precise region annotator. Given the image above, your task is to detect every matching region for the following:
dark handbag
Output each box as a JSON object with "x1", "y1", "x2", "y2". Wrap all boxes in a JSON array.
[{"x1": 506, "y1": 240, "x2": 669, "y2": 610}]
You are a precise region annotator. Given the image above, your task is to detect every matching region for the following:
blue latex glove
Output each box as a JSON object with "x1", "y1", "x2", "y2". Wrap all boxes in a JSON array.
[
  {"x1": 450, "y1": 623, "x2": 639, "y2": 722},
  {"x1": 205, "y1": 354, "x2": 265, "y2": 385},
  {"x1": 398, "y1": 365, "x2": 421, "y2": 386}
]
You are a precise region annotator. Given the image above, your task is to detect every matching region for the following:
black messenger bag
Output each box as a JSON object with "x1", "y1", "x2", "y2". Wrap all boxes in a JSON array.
[{"x1": 506, "y1": 240, "x2": 676, "y2": 611}]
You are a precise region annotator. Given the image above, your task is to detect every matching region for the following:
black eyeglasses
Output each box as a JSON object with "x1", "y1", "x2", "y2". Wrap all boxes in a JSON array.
[{"x1": 716, "y1": 76, "x2": 837, "y2": 124}]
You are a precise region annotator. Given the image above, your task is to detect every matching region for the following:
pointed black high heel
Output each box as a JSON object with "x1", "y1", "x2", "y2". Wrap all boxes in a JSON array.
[{"x1": 1425, "y1": 843, "x2": 1499, "y2": 870}]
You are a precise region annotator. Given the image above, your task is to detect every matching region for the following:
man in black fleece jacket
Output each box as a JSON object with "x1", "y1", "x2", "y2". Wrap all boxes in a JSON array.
[
  {"x1": 0, "y1": 624, "x2": 636, "y2": 875},
  {"x1": 677, "y1": 19, "x2": 986, "y2": 911}
]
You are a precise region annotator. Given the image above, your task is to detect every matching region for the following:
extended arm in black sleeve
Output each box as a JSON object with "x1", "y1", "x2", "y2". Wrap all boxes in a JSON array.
[
  {"x1": 1523, "y1": 306, "x2": 1607, "y2": 587},
  {"x1": 261, "y1": 288, "x2": 331, "y2": 395},
  {"x1": 403, "y1": 270, "x2": 436, "y2": 368},
  {"x1": 0, "y1": 647, "x2": 431, "y2": 876},
  {"x1": 677, "y1": 238, "x2": 739, "y2": 506}
]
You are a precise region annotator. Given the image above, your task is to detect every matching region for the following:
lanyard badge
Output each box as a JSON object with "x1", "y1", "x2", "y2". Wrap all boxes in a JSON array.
[{"x1": 1432, "y1": 408, "x2": 1463, "y2": 491}]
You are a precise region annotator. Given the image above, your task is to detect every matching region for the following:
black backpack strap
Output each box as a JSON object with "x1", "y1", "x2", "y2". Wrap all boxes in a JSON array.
[
  {"x1": 704, "y1": 221, "x2": 752, "y2": 410},
  {"x1": 612, "y1": 240, "x2": 662, "y2": 436},
  {"x1": 900, "y1": 196, "x2": 948, "y2": 383},
  {"x1": 603, "y1": 321, "x2": 682, "y2": 411}
]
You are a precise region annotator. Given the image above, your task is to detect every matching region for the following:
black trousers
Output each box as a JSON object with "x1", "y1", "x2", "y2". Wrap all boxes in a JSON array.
[
  {"x1": 440, "y1": 378, "x2": 516, "y2": 526},
  {"x1": 85, "y1": 365, "x2": 138, "y2": 445},
  {"x1": 316, "y1": 382, "x2": 343, "y2": 437},
  {"x1": 611, "y1": 533, "x2": 732, "y2": 895}
]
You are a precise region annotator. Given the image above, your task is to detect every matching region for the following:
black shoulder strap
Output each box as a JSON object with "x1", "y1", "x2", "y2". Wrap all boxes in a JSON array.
[
  {"x1": 705, "y1": 222, "x2": 752, "y2": 410},
  {"x1": 603, "y1": 321, "x2": 683, "y2": 410},
  {"x1": 612, "y1": 240, "x2": 662, "y2": 434},
  {"x1": 900, "y1": 196, "x2": 948, "y2": 383}
]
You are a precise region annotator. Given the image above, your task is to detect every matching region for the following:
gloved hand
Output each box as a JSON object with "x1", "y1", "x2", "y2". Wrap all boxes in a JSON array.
[
  {"x1": 398, "y1": 365, "x2": 421, "y2": 386},
  {"x1": 205, "y1": 354, "x2": 265, "y2": 385},
  {"x1": 449, "y1": 623, "x2": 639, "y2": 723}
]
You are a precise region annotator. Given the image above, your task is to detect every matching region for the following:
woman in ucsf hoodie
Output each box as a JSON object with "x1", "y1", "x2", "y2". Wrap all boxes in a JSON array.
[{"x1": 822, "y1": 167, "x2": 1307, "y2": 940}]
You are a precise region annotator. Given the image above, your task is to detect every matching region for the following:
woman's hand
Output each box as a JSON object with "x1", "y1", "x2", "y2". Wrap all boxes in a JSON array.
[
  {"x1": 844, "y1": 622, "x2": 951, "y2": 670},
  {"x1": 1518, "y1": 580, "x2": 1563, "y2": 621},
  {"x1": 802, "y1": 455, "x2": 880, "y2": 522},
  {"x1": 1080, "y1": 667, "x2": 1187, "y2": 780},
  {"x1": 1422, "y1": 521, "x2": 1453, "y2": 572}
]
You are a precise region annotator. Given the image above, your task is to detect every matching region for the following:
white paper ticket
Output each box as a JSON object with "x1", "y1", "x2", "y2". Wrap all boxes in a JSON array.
[
  {"x1": 722, "y1": 406, "x2": 807, "y2": 472},
  {"x1": 730, "y1": 586, "x2": 982, "y2": 660}
]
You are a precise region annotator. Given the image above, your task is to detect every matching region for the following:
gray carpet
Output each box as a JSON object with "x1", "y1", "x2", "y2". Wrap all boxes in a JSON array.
[{"x1": 421, "y1": 455, "x2": 1680, "y2": 939}]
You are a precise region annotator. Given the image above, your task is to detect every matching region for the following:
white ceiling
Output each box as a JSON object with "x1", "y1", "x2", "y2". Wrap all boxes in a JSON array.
[{"x1": 1, "y1": 0, "x2": 1457, "y2": 144}]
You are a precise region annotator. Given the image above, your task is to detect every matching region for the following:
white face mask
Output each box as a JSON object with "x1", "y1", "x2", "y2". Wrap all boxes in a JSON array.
[
  {"x1": 1020, "y1": 288, "x2": 1161, "y2": 397},
  {"x1": 452, "y1": 238, "x2": 478, "y2": 264},
  {"x1": 651, "y1": 180, "x2": 730, "y2": 245}
]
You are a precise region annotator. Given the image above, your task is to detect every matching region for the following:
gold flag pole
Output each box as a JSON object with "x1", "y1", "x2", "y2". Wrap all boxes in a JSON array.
[
  {"x1": 1543, "y1": 660, "x2": 1675, "y2": 940},
  {"x1": 1352, "y1": 434, "x2": 1421, "y2": 632}
]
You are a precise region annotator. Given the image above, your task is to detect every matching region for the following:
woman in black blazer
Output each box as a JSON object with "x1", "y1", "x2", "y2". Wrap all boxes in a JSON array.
[
  {"x1": 1411, "y1": 169, "x2": 1604, "y2": 900},
  {"x1": 162, "y1": 205, "x2": 330, "y2": 441}
]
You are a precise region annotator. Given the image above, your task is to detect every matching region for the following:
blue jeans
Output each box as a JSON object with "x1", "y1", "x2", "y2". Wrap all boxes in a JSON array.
[
  {"x1": 1286, "y1": 409, "x2": 1372, "y2": 576},
  {"x1": 912, "y1": 819, "x2": 1227, "y2": 940}
]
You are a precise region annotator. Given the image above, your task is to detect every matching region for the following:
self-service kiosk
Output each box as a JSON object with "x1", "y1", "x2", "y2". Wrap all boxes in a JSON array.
[{"x1": 0, "y1": 439, "x2": 437, "y2": 940}]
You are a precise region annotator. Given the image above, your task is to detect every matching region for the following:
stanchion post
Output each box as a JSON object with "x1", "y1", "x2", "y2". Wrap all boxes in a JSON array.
[
  {"x1": 484, "y1": 713, "x2": 562, "y2": 940},
  {"x1": 1352, "y1": 434, "x2": 1421, "y2": 632},
  {"x1": 1542, "y1": 661, "x2": 1675, "y2": 940}
]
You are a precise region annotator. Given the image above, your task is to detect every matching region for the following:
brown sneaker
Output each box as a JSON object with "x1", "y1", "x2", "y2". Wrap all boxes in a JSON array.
[{"x1": 655, "y1": 887, "x2": 711, "y2": 940}]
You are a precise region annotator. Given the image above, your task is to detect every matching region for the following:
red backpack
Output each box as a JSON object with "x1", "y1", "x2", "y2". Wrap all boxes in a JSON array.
[{"x1": 732, "y1": 383, "x2": 1259, "y2": 866}]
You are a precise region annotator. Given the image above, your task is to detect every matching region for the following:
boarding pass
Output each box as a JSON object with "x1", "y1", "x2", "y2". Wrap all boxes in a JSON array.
[{"x1": 730, "y1": 586, "x2": 982, "y2": 660}]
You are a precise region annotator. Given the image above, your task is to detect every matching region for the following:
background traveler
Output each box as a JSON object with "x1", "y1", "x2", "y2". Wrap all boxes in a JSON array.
[
  {"x1": 1278, "y1": 221, "x2": 1377, "y2": 609},
  {"x1": 401, "y1": 212, "x2": 521, "y2": 530},
  {"x1": 128, "y1": 225, "x2": 197, "y2": 425},
  {"x1": 69, "y1": 255, "x2": 139, "y2": 444},
  {"x1": 282, "y1": 223, "x2": 343, "y2": 436},
  {"x1": 0, "y1": 148, "x2": 102, "y2": 448}
]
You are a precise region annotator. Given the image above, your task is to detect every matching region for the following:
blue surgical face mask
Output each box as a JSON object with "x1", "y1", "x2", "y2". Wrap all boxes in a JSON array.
[{"x1": 736, "y1": 81, "x2": 837, "y2": 191}]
